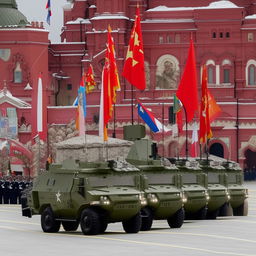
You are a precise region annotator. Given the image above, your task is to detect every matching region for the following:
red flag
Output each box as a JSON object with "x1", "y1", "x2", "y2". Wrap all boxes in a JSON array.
[
  {"x1": 85, "y1": 64, "x2": 96, "y2": 93},
  {"x1": 208, "y1": 90, "x2": 222, "y2": 123},
  {"x1": 199, "y1": 65, "x2": 212, "y2": 143},
  {"x1": 122, "y1": 6, "x2": 146, "y2": 91},
  {"x1": 176, "y1": 39, "x2": 198, "y2": 123},
  {"x1": 99, "y1": 26, "x2": 120, "y2": 141}
]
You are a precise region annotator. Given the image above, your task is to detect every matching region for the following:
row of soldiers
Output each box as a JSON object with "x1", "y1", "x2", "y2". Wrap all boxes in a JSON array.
[{"x1": 0, "y1": 176, "x2": 33, "y2": 204}]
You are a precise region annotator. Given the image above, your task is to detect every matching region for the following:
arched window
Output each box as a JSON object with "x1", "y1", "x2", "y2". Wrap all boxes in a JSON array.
[
  {"x1": 248, "y1": 65, "x2": 256, "y2": 85},
  {"x1": 212, "y1": 32, "x2": 216, "y2": 38},
  {"x1": 14, "y1": 62, "x2": 22, "y2": 83},
  {"x1": 208, "y1": 66, "x2": 214, "y2": 84},
  {"x1": 209, "y1": 143, "x2": 224, "y2": 158},
  {"x1": 221, "y1": 59, "x2": 232, "y2": 85}
]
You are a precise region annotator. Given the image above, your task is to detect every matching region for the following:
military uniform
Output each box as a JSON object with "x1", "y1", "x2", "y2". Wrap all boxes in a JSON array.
[
  {"x1": 0, "y1": 180, "x2": 3, "y2": 204},
  {"x1": 3, "y1": 180, "x2": 10, "y2": 204}
]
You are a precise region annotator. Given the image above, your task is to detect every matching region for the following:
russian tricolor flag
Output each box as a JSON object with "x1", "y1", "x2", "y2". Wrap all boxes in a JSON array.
[
  {"x1": 46, "y1": 0, "x2": 52, "y2": 25},
  {"x1": 138, "y1": 102, "x2": 170, "y2": 133}
]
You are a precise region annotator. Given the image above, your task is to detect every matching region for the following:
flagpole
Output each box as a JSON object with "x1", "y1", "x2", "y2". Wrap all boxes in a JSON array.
[
  {"x1": 162, "y1": 102, "x2": 165, "y2": 158},
  {"x1": 113, "y1": 103, "x2": 116, "y2": 138},
  {"x1": 183, "y1": 107, "x2": 189, "y2": 160},
  {"x1": 131, "y1": 85, "x2": 134, "y2": 125}
]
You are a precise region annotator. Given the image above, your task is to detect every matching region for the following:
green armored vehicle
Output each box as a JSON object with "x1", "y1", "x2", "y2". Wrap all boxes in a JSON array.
[
  {"x1": 124, "y1": 125, "x2": 185, "y2": 231},
  {"x1": 174, "y1": 159, "x2": 209, "y2": 219},
  {"x1": 223, "y1": 161, "x2": 248, "y2": 216},
  {"x1": 21, "y1": 159, "x2": 145, "y2": 235},
  {"x1": 199, "y1": 159, "x2": 231, "y2": 219}
]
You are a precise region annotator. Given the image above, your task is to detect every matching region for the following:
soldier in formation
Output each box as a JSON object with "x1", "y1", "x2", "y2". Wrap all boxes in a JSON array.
[{"x1": 0, "y1": 176, "x2": 32, "y2": 204}]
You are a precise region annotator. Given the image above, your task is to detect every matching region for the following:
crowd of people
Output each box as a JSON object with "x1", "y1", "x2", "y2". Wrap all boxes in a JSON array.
[{"x1": 0, "y1": 176, "x2": 33, "y2": 204}]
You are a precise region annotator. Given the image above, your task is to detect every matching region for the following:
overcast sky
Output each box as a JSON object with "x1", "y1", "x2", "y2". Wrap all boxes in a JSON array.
[{"x1": 16, "y1": 0, "x2": 67, "y2": 42}]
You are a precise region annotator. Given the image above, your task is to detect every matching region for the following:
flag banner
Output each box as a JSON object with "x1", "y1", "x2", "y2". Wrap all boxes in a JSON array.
[
  {"x1": 191, "y1": 122, "x2": 199, "y2": 157},
  {"x1": 122, "y1": 6, "x2": 146, "y2": 91},
  {"x1": 208, "y1": 90, "x2": 222, "y2": 123},
  {"x1": 199, "y1": 65, "x2": 213, "y2": 143},
  {"x1": 138, "y1": 102, "x2": 170, "y2": 133},
  {"x1": 86, "y1": 64, "x2": 96, "y2": 93},
  {"x1": 99, "y1": 26, "x2": 120, "y2": 141},
  {"x1": 176, "y1": 39, "x2": 198, "y2": 123},
  {"x1": 173, "y1": 94, "x2": 183, "y2": 135},
  {"x1": 46, "y1": 0, "x2": 52, "y2": 25},
  {"x1": 173, "y1": 94, "x2": 182, "y2": 114},
  {"x1": 73, "y1": 73, "x2": 87, "y2": 118},
  {"x1": 75, "y1": 104, "x2": 85, "y2": 136}
]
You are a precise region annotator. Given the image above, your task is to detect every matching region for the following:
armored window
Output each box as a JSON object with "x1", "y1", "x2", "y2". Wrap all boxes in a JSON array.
[
  {"x1": 223, "y1": 69, "x2": 230, "y2": 83},
  {"x1": 14, "y1": 62, "x2": 22, "y2": 83},
  {"x1": 248, "y1": 65, "x2": 256, "y2": 85}
]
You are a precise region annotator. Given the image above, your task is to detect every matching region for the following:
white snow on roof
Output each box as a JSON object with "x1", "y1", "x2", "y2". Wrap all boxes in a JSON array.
[
  {"x1": 147, "y1": 1, "x2": 239, "y2": 12},
  {"x1": 245, "y1": 14, "x2": 256, "y2": 19},
  {"x1": 91, "y1": 15, "x2": 129, "y2": 21},
  {"x1": 0, "y1": 88, "x2": 31, "y2": 108},
  {"x1": 66, "y1": 18, "x2": 91, "y2": 24},
  {"x1": 142, "y1": 19, "x2": 194, "y2": 23}
]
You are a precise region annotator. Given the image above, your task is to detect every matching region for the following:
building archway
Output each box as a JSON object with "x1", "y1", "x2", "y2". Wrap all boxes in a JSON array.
[
  {"x1": 209, "y1": 143, "x2": 224, "y2": 158},
  {"x1": 244, "y1": 149, "x2": 256, "y2": 170}
]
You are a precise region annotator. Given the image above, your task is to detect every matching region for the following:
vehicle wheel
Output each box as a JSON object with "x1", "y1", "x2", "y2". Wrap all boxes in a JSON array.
[
  {"x1": 207, "y1": 208, "x2": 219, "y2": 220},
  {"x1": 195, "y1": 206, "x2": 207, "y2": 220},
  {"x1": 219, "y1": 203, "x2": 233, "y2": 217},
  {"x1": 122, "y1": 213, "x2": 141, "y2": 233},
  {"x1": 99, "y1": 216, "x2": 108, "y2": 233},
  {"x1": 140, "y1": 207, "x2": 153, "y2": 231},
  {"x1": 41, "y1": 207, "x2": 61, "y2": 233},
  {"x1": 80, "y1": 208, "x2": 101, "y2": 235},
  {"x1": 233, "y1": 200, "x2": 248, "y2": 216},
  {"x1": 62, "y1": 221, "x2": 79, "y2": 231},
  {"x1": 167, "y1": 207, "x2": 185, "y2": 228}
]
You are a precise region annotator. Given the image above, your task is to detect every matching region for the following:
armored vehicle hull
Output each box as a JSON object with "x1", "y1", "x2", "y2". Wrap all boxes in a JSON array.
[
  {"x1": 224, "y1": 164, "x2": 248, "y2": 216},
  {"x1": 176, "y1": 162, "x2": 209, "y2": 220},
  {"x1": 22, "y1": 160, "x2": 144, "y2": 235},
  {"x1": 138, "y1": 165, "x2": 185, "y2": 231}
]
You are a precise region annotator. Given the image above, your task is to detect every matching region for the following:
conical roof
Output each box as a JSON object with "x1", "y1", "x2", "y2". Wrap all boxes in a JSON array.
[{"x1": 0, "y1": 0, "x2": 29, "y2": 27}]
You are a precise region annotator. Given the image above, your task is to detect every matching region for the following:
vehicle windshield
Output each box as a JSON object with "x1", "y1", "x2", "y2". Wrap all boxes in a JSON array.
[
  {"x1": 207, "y1": 173, "x2": 220, "y2": 184},
  {"x1": 89, "y1": 175, "x2": 135, "y2": 187},
  {"x1": 182, "y1": 173, "x2": 197, "y2": 184},
  {"x1": 146, "y1": 173, "x2": 174, "y2": 185}
]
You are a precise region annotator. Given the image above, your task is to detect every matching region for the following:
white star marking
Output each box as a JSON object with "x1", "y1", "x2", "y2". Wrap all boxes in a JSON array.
[{"x1": 56, "y1": 191, "x2": 61, "y2": 203}]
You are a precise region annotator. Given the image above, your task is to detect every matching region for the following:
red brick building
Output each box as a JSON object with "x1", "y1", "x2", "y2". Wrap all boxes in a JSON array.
[{"x1": 1, "y1": 0, "x2": 256, "y2": 175}]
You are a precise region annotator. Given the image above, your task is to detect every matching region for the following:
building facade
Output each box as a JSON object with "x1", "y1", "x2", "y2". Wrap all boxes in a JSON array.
[{"x1": 1, "y1": 0, "x2": 256, "y2": 176}]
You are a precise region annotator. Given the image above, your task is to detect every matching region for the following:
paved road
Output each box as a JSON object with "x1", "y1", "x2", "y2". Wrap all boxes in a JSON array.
[{"x1": 0, "y1": 182, "x2": 256, "y2": 256}]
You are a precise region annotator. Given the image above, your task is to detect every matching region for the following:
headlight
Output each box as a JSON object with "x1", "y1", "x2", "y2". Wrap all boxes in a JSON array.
[
  {"x1": 147, "y1": 193, "x2": 158, "y2": 204},
  {"x1": 205, "y1": 192, "x2": 210, "y2": 201},
  {"x1": 244, "y1": 189, "x2": 249, "y2": 198},
  {"x1": 181, "y1": 192, "x2": 187, "y2": 203},
  {"x1": 100, "y1": 196, "x2": 111, "y2": 205},
  {"x1": 138, "y1": 193, "x2": 147, "y2": 206},
  {"x1": 225, "y1": 190, "x2": 231, "y2": 200}
]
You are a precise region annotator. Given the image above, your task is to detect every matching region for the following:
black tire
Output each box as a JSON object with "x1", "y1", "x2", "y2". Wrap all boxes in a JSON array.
[
  {"x1": 41, "y1": 207, "x2": 61, "y2": 233},
  {"x1": 219, "y1": 203, "x2": 233, "y2": 216},
  {"x1": 80, "y1": 208, "x2": 101, "y2": 235},
  {"x1": 122, "y1": 213, "x2": 142, "y2": 233},
  {"x1": 167, "y1": 208, "x2": 185, "y2": 228},
  {"x1": 140, "y1": 207, "x2": 153, "y2": 231},
  {"x1": 99, "y1": 216, "x2": 108, "y2": 233},
  {"x1": 62, "y1": 221, "x2": 79, "y2": 231},
  {"x1": 195, "y1": 206, "x2": 207, "y2": 220},
  {"x1": 207, "y1": 209, "x2": 219, "y2": 220},
  {"x1": 233, "y1": 202, "x2": 246, "y2": 216}
]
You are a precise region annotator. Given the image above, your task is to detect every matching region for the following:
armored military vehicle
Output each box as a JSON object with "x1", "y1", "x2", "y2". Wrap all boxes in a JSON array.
[
  {"x1": 124, "y1": 125, "x2": 185, "y2": 231},
  {"x1": 21, "y1": 159, "x2": 145, "y2": 235},
  {"x1": 222, "y1": 160, "x2": 248, "y2": 216},
  {"x1": 198, "y1": 159, "x2": 231, "y2": 219},
  {"x1": 173, "y1": 159, "x2": 209, "y2": 219}
]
